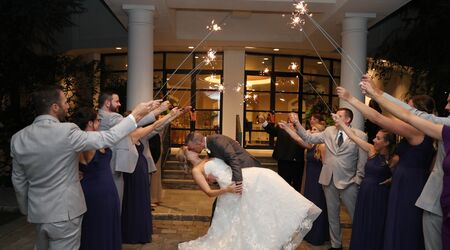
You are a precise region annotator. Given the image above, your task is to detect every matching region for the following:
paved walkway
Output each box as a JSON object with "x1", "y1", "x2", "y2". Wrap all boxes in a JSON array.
[{"x1": 0, "y1": 188, "x2": 352, "y2": 250}]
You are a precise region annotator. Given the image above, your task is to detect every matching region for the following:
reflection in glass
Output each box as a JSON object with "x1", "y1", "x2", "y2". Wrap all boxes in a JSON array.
[
  {"x1": 195, "y1": 53, "x2": 223, "y2": 70},
  {"x1": 302, "y1": 76, "x2": 330, "y2": 94},
  {"x1": 196, "y1": 74, "x2": 222, "y2": 89},
  {"x1": 167, "y1": 90, "x2": 191, "y2": 108},
  {"x1": 245, "y1": 55, "x2": 272, "y2": 71},
  {"x1": 275, "y1": 93, "x2": 298, "y2": 112},
  {"x1": 246, "y1": 75, "x2": 271, "y2": 91},
  {"x1": 170, "y1": 130, "x2": 190, "y2": 145},
  {"x1": 275, "y1": 76, "x2": 299, "y2": 93},
  {"x1": 245, "y1": 92, "x2": 270, "y2": 110},
  {"x1": 303, "y1": 58, "x2": 331, "y2": 75},
  {"x1": 166, "y1": 53, "x2": 193, "y2": 70},
  {"x1": 103, "y1": 72, "x2": 127, "y2": 87},
  {"x1": 274, "y1": 57, "x2": 301, "y2": 72},
  {"x1": 196, "y1": 111, "x2": 220, "y2": 130},
  {"x1": 245, "y1": 131, "x2": 270, "y2": 146},
  {"x1": 154, "y1": 53, "x2": 163, "y2": 69},
  {"x1": 167, "y1": 74, "x2": 191, "y2": 89},
  {"x1": 196, "y1": 91, "x2": 220, "y2": 109},
  {"x1": 104, "y1": 55, "x2": 128, "y2": 71}
]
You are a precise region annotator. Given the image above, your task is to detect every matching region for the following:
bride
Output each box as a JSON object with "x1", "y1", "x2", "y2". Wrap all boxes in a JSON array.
[{"x1": 178, "y1": 147, "x2": 321, "y2": 250}]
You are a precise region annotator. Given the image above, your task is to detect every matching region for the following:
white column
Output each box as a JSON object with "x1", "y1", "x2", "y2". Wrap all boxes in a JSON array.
[
  {"x1": 222, "y1": 49, "x2": 245, "y2": 142},
  {"x1": 123, "y1": 4, "x2": 155, "y2": 109},
  {"x1": 340, "y1": 13, "x2": 375, "y2": 130}
]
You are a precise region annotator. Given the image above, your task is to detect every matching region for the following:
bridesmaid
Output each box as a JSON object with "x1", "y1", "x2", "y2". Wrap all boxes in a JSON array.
[
  {"x1": 359, "y1": 75, "x2": 450, "y2": 249},
  {"x1": 337, "y1": 86, "x2": 435, "y2": 250},
  {"x1": 333, "y1": 113, "x2": 395, "y2": 250},
  {"x1": 279, "y1": 116, "x2": 329, "y2": 246},
  {"x1": 72, "y1": 107, "x2": 122, "y2": 250}
]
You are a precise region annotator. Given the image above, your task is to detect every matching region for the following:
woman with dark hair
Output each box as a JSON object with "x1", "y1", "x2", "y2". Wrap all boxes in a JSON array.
[
  {"x1": 334, "y1": 112, "x2": 396, "y2": 250},
  {"x1": 72, "y1": 107, "x2": 122, "y2": 250},
  {"x1": 337, "y1": 86, "x2": 435, "y2": 250}
]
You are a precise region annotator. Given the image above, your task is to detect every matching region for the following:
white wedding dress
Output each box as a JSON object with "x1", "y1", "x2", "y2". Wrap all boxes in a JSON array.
[{"x1": 178, "y1": 158, "x2": 321, "y2": 250}]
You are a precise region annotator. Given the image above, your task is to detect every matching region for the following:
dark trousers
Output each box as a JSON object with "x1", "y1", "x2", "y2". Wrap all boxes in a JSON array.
[{"x1": 277, "y1": 159, "x2": 303, "y2": 192}]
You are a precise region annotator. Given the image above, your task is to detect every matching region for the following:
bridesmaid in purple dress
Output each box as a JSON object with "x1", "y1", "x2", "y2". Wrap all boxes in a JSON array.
[
  {"x1": 72, "y1": 108, "x2": 122, "y2": 250},
  {"x1": 337, "y1": 86, "x2": 436, "y2": 250},
  {"x1": 334, "y1": 113, "x2": 396, "y2": 250},
  {"x1": 359, "y1": 76, "x2": 450, "y2": 249},
  {"x1": 303, "y1": 123, "x2": 330, "y2": 246}
]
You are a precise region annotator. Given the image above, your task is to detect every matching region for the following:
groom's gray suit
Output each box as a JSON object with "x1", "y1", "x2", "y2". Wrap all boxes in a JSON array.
[
  {"x1": 296, "y1": 124, "x2": 367, "y2": 248},
  {"x1": 11, "y1": 114, "x2": 138, "y2": 250}
]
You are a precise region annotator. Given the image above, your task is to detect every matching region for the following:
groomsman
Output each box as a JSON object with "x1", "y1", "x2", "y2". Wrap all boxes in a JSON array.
[{"x1": 11, "y1": 86, "x2": 155, "y2": 249}]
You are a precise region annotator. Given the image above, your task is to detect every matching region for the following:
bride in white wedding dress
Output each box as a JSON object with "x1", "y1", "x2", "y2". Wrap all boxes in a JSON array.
[{"x1": 178, "y1": 148, "x2": 321, "y2": 250}]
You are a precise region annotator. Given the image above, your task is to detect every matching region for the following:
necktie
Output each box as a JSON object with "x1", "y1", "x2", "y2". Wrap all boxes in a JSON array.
[{"x1": 337, "y1": 131, "x2": 343, "y2": 147}]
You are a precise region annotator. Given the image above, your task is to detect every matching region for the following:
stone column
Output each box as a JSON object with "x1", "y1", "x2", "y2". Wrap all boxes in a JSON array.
[
  {"x1": 123, "y1": 4, "x2": 155, "y2": 109},
  {"x1": 340, "y1": 12, "x2": 375, "y2": 130}
]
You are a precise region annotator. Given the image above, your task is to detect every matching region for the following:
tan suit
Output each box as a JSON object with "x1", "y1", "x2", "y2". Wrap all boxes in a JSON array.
[
  {"x1": 296, "y1": 124, "x2": 367, "y2": 248},
  {"x1": 11, "y1": 114, "x2": 137, "y2": 249}
]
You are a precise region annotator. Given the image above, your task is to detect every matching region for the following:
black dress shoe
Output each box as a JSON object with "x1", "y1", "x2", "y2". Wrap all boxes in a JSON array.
[{"x1": 328, "y1": 247, "x2": 342, "y2": 250}]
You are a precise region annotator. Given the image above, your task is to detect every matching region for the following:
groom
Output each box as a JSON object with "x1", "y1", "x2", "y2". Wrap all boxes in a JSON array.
[{"x1": 185, "y1": 132, "x2": 261, "y2": 219}]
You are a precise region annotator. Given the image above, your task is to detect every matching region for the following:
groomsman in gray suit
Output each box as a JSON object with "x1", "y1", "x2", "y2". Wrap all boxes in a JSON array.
[
  {"x1": 10, "y1": 86, "x2": 156, "y2": 249},
  {"x1": 363, "y1": 78, "x2": 450, "y2": 250},
  {"x1": 293, "y1": 108, "x2": 367, "y2": 250},
  {"x1": 98, "y1": 91, "x2": 164, "y2": 206}
]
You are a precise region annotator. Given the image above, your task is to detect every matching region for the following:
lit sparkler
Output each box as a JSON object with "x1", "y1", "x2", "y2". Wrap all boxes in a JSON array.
[{"x1": 290, "y1": 1, "x2": 312, "y2": 31}]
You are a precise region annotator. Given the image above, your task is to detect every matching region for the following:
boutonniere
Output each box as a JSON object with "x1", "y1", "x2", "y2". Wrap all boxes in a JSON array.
[{"x1": 205, "y1": 148, "x2": 211, "y2": 154}]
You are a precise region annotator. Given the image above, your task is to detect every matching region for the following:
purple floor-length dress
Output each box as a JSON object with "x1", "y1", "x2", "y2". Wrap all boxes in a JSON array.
[
  {"x1": 122, "y1": 142, "x2": 152, "y2": 243},
  {"x1": 303, "y1": 146, "x2": 329, "y2": 245},
  {"x1": 349, "y1": 153, "x2": 391, "y2": 250},
  {"x1": 384, "y1": 136, "x2": 434, "y2": 250},
  {"x1": 80, "y1": 149, "x2": 122, "y2": 250}
]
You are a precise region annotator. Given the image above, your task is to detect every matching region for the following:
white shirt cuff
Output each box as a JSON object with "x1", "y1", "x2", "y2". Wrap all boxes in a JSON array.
[
  {"x1": 127, "y1": 114, "x2": 138, "y2": 128},
  {"x1": 262, "y1": 121, "x2": 269, "y2": 127}
]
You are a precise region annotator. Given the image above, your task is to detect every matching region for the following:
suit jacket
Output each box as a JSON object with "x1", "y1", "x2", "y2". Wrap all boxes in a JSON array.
[
  {"x1": 10, "y1": 114, "x2": 137, "y2": 223},
  {"x1": 296, "y1": 125, "x2": 367, "y2": 189},
  {"x1": 98, "y1": 109, "x2": 156, "y2": 173},
  {"x1": 263, "y1": 122, "x2": 305, "y2": 162},
  {"x1": 384, "y1": 92, "x2": 448, "y2": 216},
  {"x1": 206, "y1": 134, "x2": 261, "y2": 182}
]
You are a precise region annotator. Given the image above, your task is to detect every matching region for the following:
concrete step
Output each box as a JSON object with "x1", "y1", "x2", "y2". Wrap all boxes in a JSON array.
[
  {"x1": 162, "y1": 169, "x2": 192, "y2": 180},
  {"x1": 162, "y1": 179, "x2": 198, "y2": 190}
]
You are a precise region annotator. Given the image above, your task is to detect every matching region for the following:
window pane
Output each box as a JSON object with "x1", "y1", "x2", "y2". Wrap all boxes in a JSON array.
[
  {"x1": 103, "y1": 72, "x2": 127, "y2": 87},
  {"x1": 196, "y1": 91, "x2": 220, "y2": 109},
  {"x1": 167, "y1": 90, "x2": 191, "y2": 108},
  {"x1": 245, "y1": 111, "x2": 267, "y2": 129},
  {"x1": 303, "y1": 58, "x2": 331, "y2": 75},
  {"x1": 302, "y1": 76, "x2": 330, "y2": 95},
  {"x1": 331, "y1": 78, "x2": 340, "y2": 95},
  {"x1": 245, "y1": 92, "x2": 270, "y2": 110},
  {"x1": 275, "y1": 76, "x2": 299, "y2": 93},
  {"x1": 153, "y1": 71, "x2": 163, "y2": 89},
  {"x1": 154, "y1": 53, "x2": 163, "y2": 69},
  {"x1": 274, "y1": 57, "x2": 300, "y2": 72},
  {"x1": 246, "y1": 75, "x2": 271, "y2": 91},
  {"x1": 245, "y1": 54, "x2": 272, "y2": 71},
  {"x1": 195, "y1": 53, "x2": 223, "y2": 70},
  {"x1": 196, "y1": 74, "x2": 222, "y2": 89},
  {"x1": 166, "y1": 53, "x2": 193, "y2": 69},
  {"x1": 332, "y1": 96, "x2": 339, "y2": 112},
  {"x1": 333, "y1": 61, "x2": 340, "y2": 77},
  {"x1": 196, "y1": 111, "x2": 220, "y2": 130},
  {"x1": 104, "y1": 55, "x2": 127, "y2": 71},
  {"x1": 245, "y1": 131, "x2": 270, "y2": 147},
  {"x1": 275, "y1": 93, "x2": 298, "y2": 112},
  {"x1": 170, "y1": 130, "x2": 190, "y2": 145},
  {"x1": 169, "y1": 111, "x2": 190, "y2": 129},
  {"x1": 167, "y1": 74, "x2": 191, "y2": 89}
]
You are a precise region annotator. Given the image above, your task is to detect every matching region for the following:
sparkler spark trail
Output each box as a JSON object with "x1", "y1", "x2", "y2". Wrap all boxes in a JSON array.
[
  {"x1": 290, "y1": 1, "x2": 312, "y2": 31},
  {"x1": 154, "y1": 15, "x2": 229, "y2": 98},
  {"x1": 289, "y1": 62, "x2": 334, "y2": 114}
]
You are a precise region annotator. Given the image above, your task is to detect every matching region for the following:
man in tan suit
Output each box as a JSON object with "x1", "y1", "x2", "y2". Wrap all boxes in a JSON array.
[
  {"x1": 293, "y1": 108, "x2": 367, "y2": 250},
  {"x1": 11, "y1": 86, "x2": 156, "y2": 249}
]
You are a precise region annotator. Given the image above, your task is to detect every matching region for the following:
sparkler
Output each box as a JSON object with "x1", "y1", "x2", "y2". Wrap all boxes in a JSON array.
[{"x1": 154, "y1": 16, "x2": 228, "y2": 98}]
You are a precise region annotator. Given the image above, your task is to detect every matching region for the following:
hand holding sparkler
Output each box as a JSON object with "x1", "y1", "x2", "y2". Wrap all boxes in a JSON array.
[
  {"x1": 336, "y1": 86, "x2": 352, "y2": 101},
  {"x1": 359, "y1": 74, "x2": 383, "y2": 98}
]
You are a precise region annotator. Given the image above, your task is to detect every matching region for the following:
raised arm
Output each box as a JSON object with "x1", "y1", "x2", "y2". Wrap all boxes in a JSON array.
[
  {"x1": 291, "y1": 119, "x2": 325, "y2": 145},
  {"x1": 278, "y1": 121, "x2": 312, "y2": 149},
  {"x1": 360, "y1": 77, "x2": 443, "y2": 140},
  {"x1": 332, "y1": 113, "x2": 376, "y2": 156},
  {"x1": 337, "y1": 86, "x2": 423, "y2": 142},
  {"x1": 191, "y1": 165, "x2": 235, "y2": 198}
]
